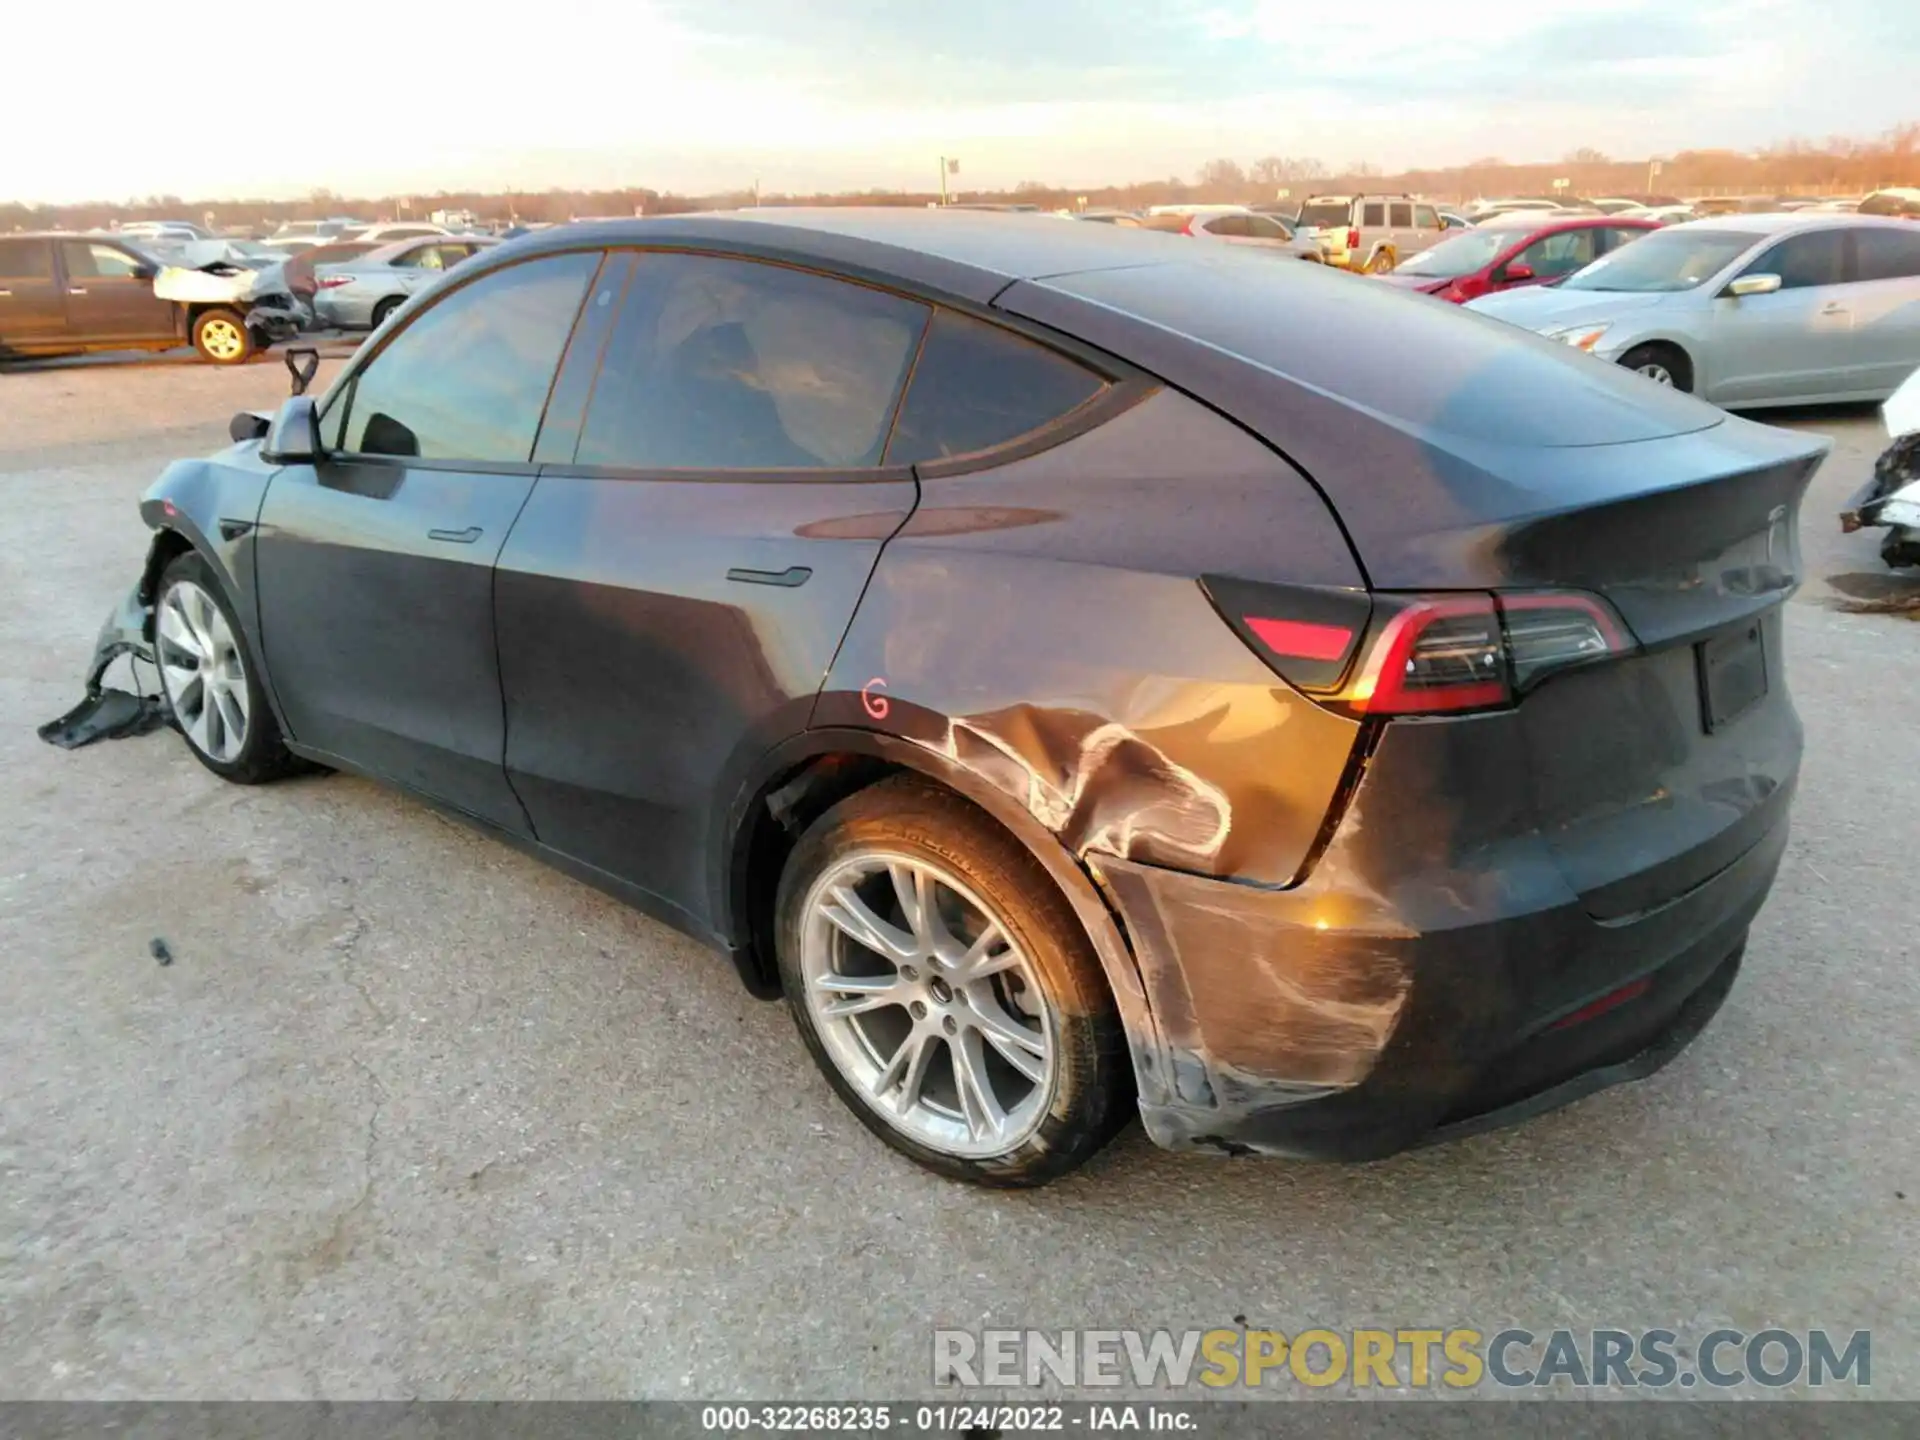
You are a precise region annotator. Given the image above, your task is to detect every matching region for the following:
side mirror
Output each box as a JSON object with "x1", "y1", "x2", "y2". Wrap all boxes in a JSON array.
[
  {"x1": 262, "y1": 395, "x2": 321, "y2": 464},
  {"x1": 1727, "y1": 273, "x2": 1782, "y2": 297},
  {"x1": 1502, "y1": 262, "x2": 1536, "y2": 283}
]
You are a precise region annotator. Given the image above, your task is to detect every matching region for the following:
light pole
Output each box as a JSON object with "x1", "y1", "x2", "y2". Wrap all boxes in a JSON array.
[
  {"x1": 1647, "y1": 157, "x2": 1664, "y2": 195},
  {"x1": 939, "y1": 156, "x2": 958, "y2": 206}
]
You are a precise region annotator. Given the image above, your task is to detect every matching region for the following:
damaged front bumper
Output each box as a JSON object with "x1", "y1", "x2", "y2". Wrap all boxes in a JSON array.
[
  {"x1": 1840, "y1": 432, "x2": 1920, "y2": 567},
  {"x1": 1088, "y1": 803, "x2": 1786, "y2": 1161},
  {"x1": 38, "y1": 585, "x2": 167, "y2": 750},
  {"x1": 84, "y1": 583, "x2": 157, "y2": 694}
]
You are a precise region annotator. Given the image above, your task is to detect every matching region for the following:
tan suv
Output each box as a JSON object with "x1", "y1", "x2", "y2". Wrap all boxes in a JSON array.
[{"x1": 1296, "y1": 194, "x2": 1443, "y2": 272}]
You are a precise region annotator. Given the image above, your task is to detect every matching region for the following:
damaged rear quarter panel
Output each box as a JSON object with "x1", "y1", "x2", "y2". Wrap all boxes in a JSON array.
[{"x1": 817, "y1": 387, "x2": 1368, "y2": 889}]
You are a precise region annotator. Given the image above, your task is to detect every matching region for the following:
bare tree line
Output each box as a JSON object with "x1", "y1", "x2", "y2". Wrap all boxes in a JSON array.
[{"x1": 5, "y1": 124, "x2": 1915, "y2": 233}]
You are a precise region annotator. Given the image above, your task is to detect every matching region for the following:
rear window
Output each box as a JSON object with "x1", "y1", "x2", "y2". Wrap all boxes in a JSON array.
[
  {"x1": 885, "y1": 311, "x2": 1107, "y2": 466},
  {"x1": 0, "y1": 238, "x2": 52, "y2": 279}
]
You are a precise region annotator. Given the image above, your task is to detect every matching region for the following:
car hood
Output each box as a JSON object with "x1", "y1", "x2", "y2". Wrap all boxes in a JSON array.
[{"x1": 1466, "y1": 287, "x2": 1673, "y2": 330}]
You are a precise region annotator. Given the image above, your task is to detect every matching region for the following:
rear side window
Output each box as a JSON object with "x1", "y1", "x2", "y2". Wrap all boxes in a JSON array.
[
  {"x1": 1749, "y1": 230, "x2": 1846, "y2": 289},
  {"x1": 61, "y1": 242, "x2": 144, "y2": 279},
  {"x1": 1389, "y1": 203, "x2": 1414, "y2": 227},
  {"x1": 1362, "y1": 203, "x2": 1387, "y2": 227},
  {"x1": 338, "y1": 250, "x2": 598, "y2": 463},
  {"x1": 1245, "y1": 215, "x2": 1293, "y2": 239},
  {"x1": 0, "y1": 239, "x2": 52, "y2": 279},
  {"x1": 1413, "y1": 206, "x2": 1438, "y2": 229},
  {"x1": 1853, "y1": 227, "x2": 1920, "y2": 281},
  {"x1": 885, "y1": 311, "x2": 1107, "y2": 467},
  {"x1": 1205, "y1": 215, "x2": 1249, "y2": 237},
  {"x1": 577, "y1": 253, "x2": 928, "y2": 470},
  {"x1": 1298, "y1": 202, "x2": 1350, "y2": 228},
  {"x1": 1602, "y1": 226, "x2": 1652, "y2": 253}
]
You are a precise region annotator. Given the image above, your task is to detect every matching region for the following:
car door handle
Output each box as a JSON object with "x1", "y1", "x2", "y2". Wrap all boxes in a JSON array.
[
  {"x1": 726, "y1": 564, "x2": 812, "y2": 588},
  {"x1": 427, "y1": 525, "x2": 483, "y2": 544}
]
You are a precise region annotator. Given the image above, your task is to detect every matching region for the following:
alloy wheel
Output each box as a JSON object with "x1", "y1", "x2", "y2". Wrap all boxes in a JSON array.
[
  {"x1": 799, "y1": 852, "x2": 1056, "y2": 1158},
  {"x1": 199, "y1": 318, "x2": 245, "y2": 361},
  {"x1": 1635, "y1": 361, "x2": 1675, "y2": 386},
  {"x1": 157, "y1": 579, "x2": 250, "y2": 763}
]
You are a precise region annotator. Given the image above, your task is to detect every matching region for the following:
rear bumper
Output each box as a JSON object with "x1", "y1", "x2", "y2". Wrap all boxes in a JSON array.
[{"x1": 1092, "y1": 775, "x2": 1790, "y2": 1161}]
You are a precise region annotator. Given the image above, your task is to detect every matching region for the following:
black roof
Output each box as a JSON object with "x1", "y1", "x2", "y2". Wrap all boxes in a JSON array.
[{"x1": 495, "y1": 208, "x2": 1199, "y2": 305}]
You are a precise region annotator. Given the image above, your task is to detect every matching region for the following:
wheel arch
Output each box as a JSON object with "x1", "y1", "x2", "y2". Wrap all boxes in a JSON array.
[{"x1": 716, "y1": 728, "x2": 1161, "y2": 1072}]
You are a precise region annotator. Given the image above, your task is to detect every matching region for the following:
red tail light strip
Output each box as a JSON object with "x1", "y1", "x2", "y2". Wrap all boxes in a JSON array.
[{"x1": 1244, "y1": 616, "x2": 1354, "y2": 662}]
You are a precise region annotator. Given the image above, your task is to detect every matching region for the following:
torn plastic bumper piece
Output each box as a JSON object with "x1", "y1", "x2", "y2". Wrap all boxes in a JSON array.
[
  {"x1": 37, "y1": 585, "x2": 168, "y2": 750},
  {"x1": 1088, "y1": 806, "x2": 1786, "y2": 1161}
]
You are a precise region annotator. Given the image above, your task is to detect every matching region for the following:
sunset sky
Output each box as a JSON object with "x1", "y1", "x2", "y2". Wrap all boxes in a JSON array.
[{"x1": 10, "y1": 0, "x2": 1915, "y2": 202}]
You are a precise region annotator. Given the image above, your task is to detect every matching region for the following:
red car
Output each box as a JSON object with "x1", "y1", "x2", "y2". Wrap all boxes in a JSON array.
[{"x1": 1374, "y1": 213, "x2": 1659, "y2": 303}]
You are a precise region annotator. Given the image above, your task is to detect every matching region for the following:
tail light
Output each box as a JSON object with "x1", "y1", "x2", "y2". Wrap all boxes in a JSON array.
[
  {"x1": 1347, "y1": 227, "x2": 1360, "y2": 251},
  {"x1": 1204, "y1": 578, "x2": 1635, "y2": 717},
  {"x1": 317, "y1": 274, "x2": 355, "y2": 288},
  {"x1": 1182, "y1": 217, "x2": 1200, "y2": 236}
]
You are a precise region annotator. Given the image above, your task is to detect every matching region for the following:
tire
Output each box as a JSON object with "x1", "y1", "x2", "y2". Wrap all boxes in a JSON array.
[
  {"x1": 1366, "y1": 248, "x2": 1396, "y2": 274},
  {"x1": 371, "y1": 296, "x2": 404, "y2": 329},
  {"x1": 191, "y1": 308, "x2": 254, "y2": 365},
  {"x1": 775, "y1": 776, "x2": 1130, "y2": 1187},
  {"x1": 154, "y1": 551, "x2": 302, "y2": 784},
  {"x1": 1617, "y1": 343, "x2": 1694, "y2": 393}
]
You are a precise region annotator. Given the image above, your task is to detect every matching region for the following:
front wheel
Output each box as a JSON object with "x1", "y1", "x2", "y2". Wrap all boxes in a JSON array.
[
  {"x1": 776, "y1": 777, "x2": 1130, "y2": 1187},
  {"x1": 155, "y1": 552, "x2": 302, "y2": 783},
  {"x1": 192, "y1": 308, "x2": 254, "y2": 365},
  {"x1": 1617, "y1": 343, "x2": 1694, "y2": 392}
]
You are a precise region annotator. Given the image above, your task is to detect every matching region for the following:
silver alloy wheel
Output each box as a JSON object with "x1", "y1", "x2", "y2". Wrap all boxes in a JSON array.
[
  {"x1": 1635, "y1": 361, "x2": 1675, "y2": 386},
  {"x1": 199, "y1": 317, "x2": 245, "y2": 361},
  {"x1": 800, "y1": 851, "x2": 1056, "y2": 1158},
  {"x1": 156, "y1": 579, "x2": 250, "y2": 763}
]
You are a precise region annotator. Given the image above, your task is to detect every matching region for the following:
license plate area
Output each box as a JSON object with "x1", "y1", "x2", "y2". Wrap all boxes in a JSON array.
[{"x1": 1697, "y1": 621, "x2": 1767, "y2": 732}]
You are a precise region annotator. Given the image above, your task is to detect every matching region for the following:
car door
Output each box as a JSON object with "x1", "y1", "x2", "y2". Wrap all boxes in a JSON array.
[
  {"x1": 1387, "y1": 201, "x2": 1418, "y2": 256},
  {"x1": 0, "y1": 238, "x2": 63, "y2": 349},
  {"x1": 1841, "y1": 225, "x2": 1920, "y2": 395},
  {"x1": 254, "y1": 248, "x2": 601, "y2": 829},
  {"x1": 1707, "y1": 228, "x2": 1854, "y2": 404},
  {"x1": 493, "y1": 249, "x2": 932, "y2": 926},
  {"x1": 56, "y1": 240, "x2": 175, "y2": 343}
]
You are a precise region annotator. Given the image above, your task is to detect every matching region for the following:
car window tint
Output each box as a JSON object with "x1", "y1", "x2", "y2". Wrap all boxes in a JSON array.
[
  {"x1": 1853, "y1": 227, "x2": 1920, "y2": 282},
  {"x1": 1602, "y1": 226, "x2": 1651, "y2": 252},
  {"x1": 885, "y1": 311, "x2": 1108, "y2": 467},
  {"x1": 1413, "y1": 207, "x2": 1438, "y2": 229},
  {"x1": 1245, "y1": 215, "x2": 1291, "y2": 239},
  {"x1": 1749, "y1": 230, "x2": 1846, "y2": 289},
  {"x1": 1207, "y1": 215, "x2": 1249, "y2": 237},
  {"x1": 577, "y1": 252, "x2": 928, "y2": 470},
  {"x1": 61, "y1": 242, "x2": 143, "y2": 279},
  {"x1": 0, "y1": 239, "x2": 53, "y2": 279},
  {"x1": 1362, "y1": 202, "x2": 1386, "y2": 227},
  {"x1": 339, "y1": 250, "x2": 598, "y2": 463},
  {"x1": 1389, "y1": 203, "x2": 1414, "y2": 227},
  {"x1": 1517, "y1": 228, "x2": 1599, "y2": 279}
]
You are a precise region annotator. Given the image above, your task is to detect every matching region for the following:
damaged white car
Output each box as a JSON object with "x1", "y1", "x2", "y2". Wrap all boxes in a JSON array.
[{"x1": 1841, "y1": 364, "x2": 1920, "y2": 571}]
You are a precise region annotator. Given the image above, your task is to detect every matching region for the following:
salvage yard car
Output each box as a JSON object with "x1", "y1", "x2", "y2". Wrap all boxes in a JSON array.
[
  {"x1": 1468, "y1": 213, "x2": 1920, "y2": 403},
  {"x1": 96, "y1": 211, "x2": 1823, "y2": 1185},
  {"x1": 0, "y1": 232, "x2": 295, "y2": 365},
  {"x1": 312, "y1": 236, "x2": 499, "y2": 329},
  {"x1": 1376, "y1": 212, "x2": 1657, "y2": 303}
]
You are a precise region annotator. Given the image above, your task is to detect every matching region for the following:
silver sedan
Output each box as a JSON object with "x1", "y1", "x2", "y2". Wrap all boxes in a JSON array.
[
  {"x1": 312, "y1": 236, "x2": 498, "y2": 330},
  {"x1": 1466, "y1": 212, "x2": 1920, "y2": 407}
]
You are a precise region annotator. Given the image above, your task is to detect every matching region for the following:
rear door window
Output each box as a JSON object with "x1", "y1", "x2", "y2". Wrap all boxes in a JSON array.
[
  {"x1": 576, "y1": 252, "x2": 928, "y2": 471},
  {"x1": 1362, "y1": 202, "x2": 1387, "y2": 227},
  {"x1": 60, "y1": 242, "x2": 145, "y2": 279},
  {"x1": 885, "y1": 311, "x2": 1108, "y2": 466},
  {"x1": 1515, "y1": 228, "x2": 1600, "y2": 279},
  {"x1": 0, "y1": 238, "x2": 53, "y2": 279},
  {"x1": 1388, "y1": 203, "x2": 1414, "y2": 227},
  {"x1": 1852, "y1": 227, "x2": 1920, "y2": 281},
  {"x1": 1245, "y1": 215, "x2": 1293, "y2": 239},
  {"x1": 1601, "y1": 226, "x2": 1652, "y2": 253},
  {"x1": 336, "y1": 250, "x2": 599, "y2": 463},
  {"x1": 1205, "y1": 215, "x2": 1250, "y2": 237}
]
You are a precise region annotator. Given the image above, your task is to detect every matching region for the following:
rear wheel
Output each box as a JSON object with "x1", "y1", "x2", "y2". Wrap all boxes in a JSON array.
[
  {"x1": 155, "y1": 552, "x2": 302, "y2": 784},
  {"x1": 191, "y1": 308, "x2": 253, "y2": 365},
  {"x1": 776, "y1": 777, "x2": 1130, "y2": 1187},
  {"x1": 371, "y1": 296, "x2": 404, "y2": 329},
  {"x1": 1366, "y1": 248, "x2": 1396, "y2": 274},
  {"x1": 1617, "y1": 343, "x2": 1694, "y2": 393}
]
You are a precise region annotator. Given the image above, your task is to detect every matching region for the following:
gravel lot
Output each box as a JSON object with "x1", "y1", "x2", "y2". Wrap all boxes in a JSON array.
[{"x1": 1, "y1": 350, "x2": 1915, "y2": 1404}]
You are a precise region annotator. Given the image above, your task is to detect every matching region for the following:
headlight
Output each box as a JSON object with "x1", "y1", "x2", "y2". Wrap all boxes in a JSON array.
[{"x1": 1543, "y1": 322, "x2": 1612, "y2": 352}]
